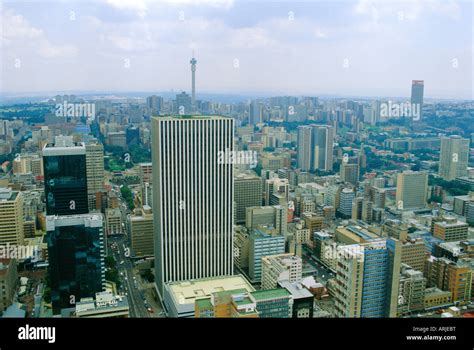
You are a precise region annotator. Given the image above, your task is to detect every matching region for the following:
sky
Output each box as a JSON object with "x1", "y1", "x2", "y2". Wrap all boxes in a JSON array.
[{"x1": 1, "y1": 0, "x2": 473, "y2": 99}]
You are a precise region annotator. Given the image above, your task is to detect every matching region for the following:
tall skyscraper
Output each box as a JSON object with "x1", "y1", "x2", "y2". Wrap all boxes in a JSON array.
[
  {"x1": 411, "y1": 80, "x2": 424, "y2": 119},
  {"x1": 146, "y1": 95, "x2": 163, "y2": 115},
  {"x1": 395, "y1": 171, "x2": 428, "y2": 210},
  {"x1": 297, "y1": 126, "x2": 312, "y2": 171},
  {"x1": 85, "y1": 141, "x2": 104, "y2": 210},
  {"x1": 176, "y1": 92, "x2": 192, "y2": 115},
  {"x1": 46, "y1": 214, "x2": 105, "y2": 314},
  {"x1": 152, "y1": 116, "x2": 234, "y2": 296},
  {"x1": 190, "y1": 56, "x2": 197, "y2": 111},
  {"x1": 312, "y1": 125, "x2": 334, "y2": 172},
  {"x1": 249, "y1": 100, "x2": 264, "y2": 124},
  {"x1": 340, "y1": 162, "x2": 359, "y2": 185},
  {"x1": 43, "y1": 136, "x2": 89, "y2": 216},
  {"x1": 297, "y1": 125, "x2": 334, "y2": 172},
  {"x1": 234, "y1": 172, "x2": 263, "y2": 224},
  {"x1": 438, "y1": 135, "x2": 470, "y2": 180},
  {"x1": 338, "y1": 187, "x2": 355, "y2": 217}
]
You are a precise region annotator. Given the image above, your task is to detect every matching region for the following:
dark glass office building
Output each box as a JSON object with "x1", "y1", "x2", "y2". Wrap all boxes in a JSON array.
[
  {"x1": 46, "y1": 214, "x2": 105, "y2": 314},
  {"x1": 43, "y1": 139, "x2": 89, "y2": 215}
]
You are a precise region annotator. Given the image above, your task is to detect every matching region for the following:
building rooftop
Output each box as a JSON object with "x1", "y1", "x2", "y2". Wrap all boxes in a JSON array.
[
  {"x1": 279, "y1": 280, "x2": 313, "y2": 299},
  {"x1": 195, "y1": 298, "x2": 213, "y2": 310},
  {"x1": 3, "y1": 303, "x2": 26, "y2": 318},
  {"x1": 166, "y1": 274, "x2": 255, "y2": 307},
  {"x1": 250, "y1": 288, "x2": 290, "y2": 301},
  {"x1": 0, "y1": 188, "x2": 18, "y2": 201}
]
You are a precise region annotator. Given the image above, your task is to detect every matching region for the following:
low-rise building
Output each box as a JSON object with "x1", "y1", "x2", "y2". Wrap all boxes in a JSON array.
[
  {"x1": 75, "y1": 292, "x2": 129, "y2": 318},
  {"x1": 164, "y1": 275, "x2": 255, "y2": 318}
]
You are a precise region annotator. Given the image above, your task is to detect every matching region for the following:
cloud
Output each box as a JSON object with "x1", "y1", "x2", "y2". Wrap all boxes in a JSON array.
[
  {"x1": 354, "y1": 0, "x2": 461, "y2": 23},
  {"x1": 0, "y1": 0, "x2": 470, "y2": 99},
  {"x1": 104, "y1": 0, "x2": 234, "y2": 17},
  {"x1": 1, "y1": 8, "x2": 78, "y2": 58}
]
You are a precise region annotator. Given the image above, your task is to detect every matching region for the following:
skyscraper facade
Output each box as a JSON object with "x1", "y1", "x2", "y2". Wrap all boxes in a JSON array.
[
  {"x1": 46, "y1": 214, "x2": 105, "y2": 314},
  {"x1": 234, "y1": 172, "x2": 263, "y2": 224},
  {"x1": 152, "y1": 116, "x2": 234, "y2": 296},
  {"x1": 411, "y1": 80, "x2": 424, "y2": 119},
  {"x1": 439, "y1": 135, "x2": 470, "y2": 180},
  {"x1": 334, "y1": 239, "x2": 400, "y2": 318},
  {"x1": 297, "y1": 125, "x2": 334, "y2": 172},
  {"x1": 312, "y1": 125, "x2": 334, "y2": 172},
  {"x1": 85, "y1": 141, "x2": 104, "y2": 210},
  {"x1": 395, "y1": 171, "x2": 428, "y2": 210},
  {"x1": 43, "y1": 136, "x2": 88, "y2": 216},
  {"x1": 297, "y1": 126, "x2": 312, "y2": 171},
  {"x1": 190, "y1": 56, "x2": 197, "y2": 112}
]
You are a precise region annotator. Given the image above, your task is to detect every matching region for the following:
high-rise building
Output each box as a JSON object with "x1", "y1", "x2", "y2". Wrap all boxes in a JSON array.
[
  {"x1": 411, "y1": 80, "x2": 424, "y2": 119},
  {"x1": 250, "y1": 289, "x2": 292, "y2": 318},
  {"x1": 395, "y1": 171, "x2": 428, "y2": 210},
  {"x1": 352, "y1": 197, "x2": 363, "y2": 221},
  {"x1": 340, "y1": 162, "x2": 359, "y2": 185},
  {"x1": 248, "y1": 230, "x2": 285, "y2": 283},
  {"x1": 312, "y1": 125, "x2": 334, "y2": 172},
  {"x1": 146, "y1": 95, "x2": 163, "y2": 115},
  {"x1": 383, "y1": 219, "x2": 408, "y2": 241},
  {"x1": 43, "y1": 136, "x2": 89, "y2": 216},
  {"x1": 139, "y1": 163, "x2": 153, "y2": 207},
  {"x1": 152, "y1": 116, "x2": 234, "y2": 296},
  {"x1": 176, "y1": 92, "x2": 192, "y2": 115},
  {"x1": 338, "y1": 187, "x2": 355, "y2": 217},
  {"x1": 190, "y1": 56, "x2": 197, "y2": 112},
  {"x1": 249, "y1": 100, "x2": 264, "y2": 124},
  {"x1": 129, "y1": 205, "x2": 154, "y2": 258},
  {"x1": 0, "y1": 259, "x2": 18, "y2": 315},
  {"x1": 397, "y1": 264, "x2": 426, "y2": 316},
  {"x1": 245, "y1": 205, "x2": 287, "y2": 236},
  {"x1": 264, "y1": 177, "x2": 289, "y2": 206},
  {"x1": 302, "y1": 212, "x2": 324, "y2": 237},
  {"x1": 279, "y1": 280, "x2": 314, "y2": 318},
  {"x1": 432, "y1": 217, "x2": 469, "y2": 242},
  {"x1": 85, "y1": 141, "x2": 104, "y2": 210},
  {"x1": 0, "y1": 188, "x2": 24, "y2": 247},
  {"x1": 105, "y1": 208, "x2": 123, "y2": 236},
  {"x1": 297, "y1": 125, "x2": 334, "y2": 172},
  {"x1": 400, "y1": 238, "x2": 426, "y2": 273},
  {"x1": 107, "y1": 132, "x2": 127, "y2": 149},
  {"x1": 439, "y1": 135, "x2": 470, "y2": 181},
  {"x1": 297, "y1": 126, "x2": 312, "y2": 171},
  {"x1": 261, "y1": 254, "x2": 302, "y2": 290},
  {"x1": 46, "y1": 214, "x2": 105, "y2": 314},
  {"x1": 426, "y1": 257, "x2": 473, "y2": 303},
  {"x1": 333, "y1": 239, "x2": 401, "y2": 318},
  {"x1": 12, "y1": 153, "x2": 43, "y2": 176},
  {"x1": 234, "y1": 173, "x2": 263, "y2": 224}
]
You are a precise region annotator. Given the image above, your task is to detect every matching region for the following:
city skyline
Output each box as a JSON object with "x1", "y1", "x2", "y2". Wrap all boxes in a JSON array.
[{"x1": 1, "y1": 0, "x2": 473, "y2": 99}]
